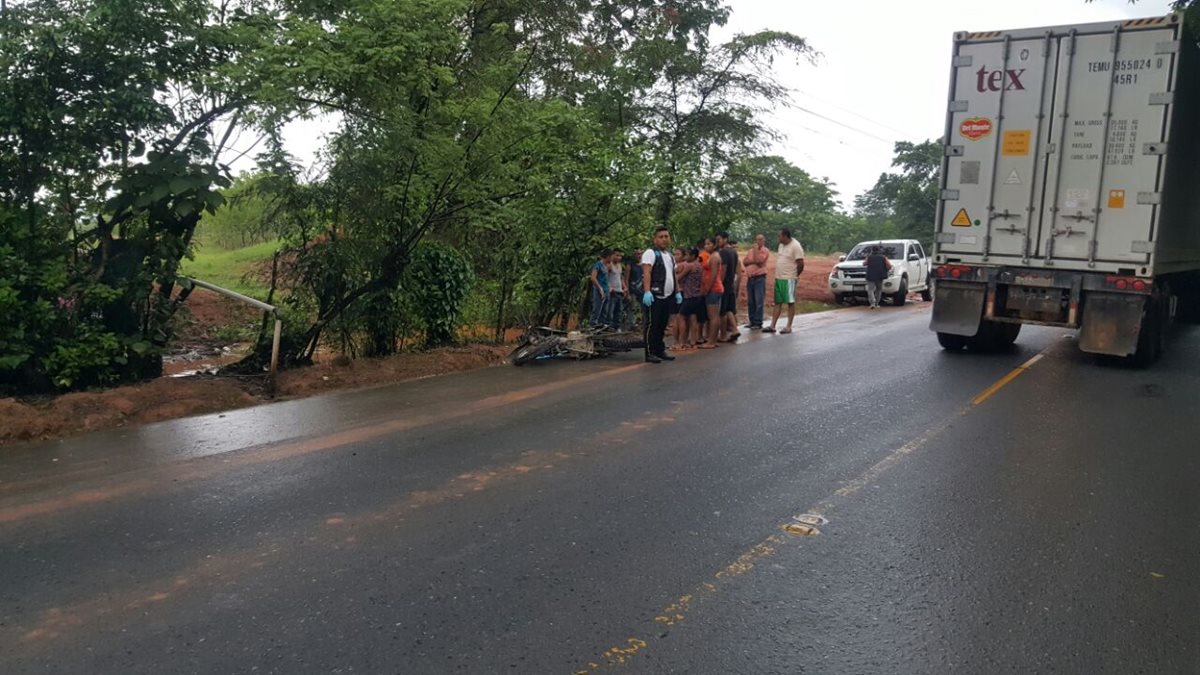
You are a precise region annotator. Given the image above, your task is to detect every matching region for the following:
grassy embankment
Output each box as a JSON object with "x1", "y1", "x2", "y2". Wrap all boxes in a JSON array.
[{"x1": 180, "y1": 240, "x2": 279, "y2": 299}]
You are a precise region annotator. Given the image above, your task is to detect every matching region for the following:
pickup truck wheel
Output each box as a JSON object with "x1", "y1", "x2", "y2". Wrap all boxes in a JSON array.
[
  {"x1": 891, "y1": 279, "x2": 908, "y2": 306},
  {"x1": 920, "y1": 286, "x2": 933, "y2": 302},
  {"x1": 937, "y1": 332, "x2": 968, "y2": 351}
]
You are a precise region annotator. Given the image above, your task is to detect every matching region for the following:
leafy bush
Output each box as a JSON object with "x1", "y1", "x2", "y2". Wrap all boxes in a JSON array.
[{"x1": 404, "y1": 243, "x2": 475, "y2": 347}]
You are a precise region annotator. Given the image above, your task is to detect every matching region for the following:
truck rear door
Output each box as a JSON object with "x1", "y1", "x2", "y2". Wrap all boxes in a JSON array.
[
  {"x1": 938, "y1": 18, "x2": 1181, "y2": 270},
  {"x1": 940, "y1": 31, "x2": 1056, "y2": 260},
  {"x1": 1038, "y1": 23, "x2": 1177, "y2": 267}
]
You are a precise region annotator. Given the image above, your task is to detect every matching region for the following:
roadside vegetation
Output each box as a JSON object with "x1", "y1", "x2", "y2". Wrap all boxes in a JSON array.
[{"x1": 0, "y1": 0, "x2": 937, "y2": 397}]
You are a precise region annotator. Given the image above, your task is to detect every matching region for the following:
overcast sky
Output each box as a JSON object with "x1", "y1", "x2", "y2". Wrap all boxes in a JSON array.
[
  {"x1": 266, "y1": 0, "x2": 1174, "y2": 210},
  {"x1": 718, "y1": 0, "x2": 1173, "y2": 206}
]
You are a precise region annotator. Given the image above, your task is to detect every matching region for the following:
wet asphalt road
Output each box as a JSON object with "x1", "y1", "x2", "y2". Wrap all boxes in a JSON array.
[{"x1": 1, "y1": 304, "x2": 1198, "y2": 674}]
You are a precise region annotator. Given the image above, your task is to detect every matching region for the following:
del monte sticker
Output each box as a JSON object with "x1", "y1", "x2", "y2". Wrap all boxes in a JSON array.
[{"x1": 960, "y1": 117, "x2": 993, "y2": 141}]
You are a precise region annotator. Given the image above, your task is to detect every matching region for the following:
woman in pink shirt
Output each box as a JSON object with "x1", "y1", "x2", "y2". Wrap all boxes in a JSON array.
[{"x1": 742, "y1": 234, "x2": 770, "y2": 330}]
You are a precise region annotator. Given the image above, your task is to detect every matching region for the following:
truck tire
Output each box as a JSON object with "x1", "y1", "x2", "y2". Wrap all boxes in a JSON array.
[
  {"x1": 892, "y1": 278, "x2": 908, "y2": 307},
  {"x1": 993, "y1": 322, "x2": 1021, "y2": 350},
  {"x1": 1128, "y1": 294, "x2": 1165, "y2": 367},
  {"x1": 920, "y1": 286, "x2": 933, "y2": 302},
  {"x1": 967, "y1": 321, "x2": 1020, "y2": 352},
  {"x1": 937, "y1": 332, "x2": 968, "y2": 351},
  {"x1": 1172, "y1": 275, "x2": 1200, "y2": 324},
  {"x1": 1130, "y1": 317, "x2": 1158, "y2": 368}
]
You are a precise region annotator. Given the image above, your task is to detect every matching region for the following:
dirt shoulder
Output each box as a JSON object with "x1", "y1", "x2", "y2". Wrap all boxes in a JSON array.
[{"x1": 1, "y1": 344, "x2": 510, "y2": 447}]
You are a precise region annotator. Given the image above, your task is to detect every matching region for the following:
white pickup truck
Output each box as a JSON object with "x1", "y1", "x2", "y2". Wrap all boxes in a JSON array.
[{"x1": 828, "y1": 239, "x2": 934, "y2": 306}]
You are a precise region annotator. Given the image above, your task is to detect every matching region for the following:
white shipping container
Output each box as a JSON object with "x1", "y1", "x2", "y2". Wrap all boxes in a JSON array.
[{"x1": 934, "y1": 15, "x2": 1200, "y2": 277}]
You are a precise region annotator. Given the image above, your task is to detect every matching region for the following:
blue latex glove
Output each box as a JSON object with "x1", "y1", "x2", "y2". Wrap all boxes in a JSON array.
[
  {"x1": 642, "y1": 291, "x2": 654, "y2": 307},
  {"x1": 674, "y1": 292, "x2": 683, "y2": 305}
]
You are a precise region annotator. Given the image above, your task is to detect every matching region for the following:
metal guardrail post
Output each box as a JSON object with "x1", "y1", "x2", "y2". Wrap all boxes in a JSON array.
[
  {"x1": 181, "y1": 277, "x2": 283, "y2": 395},
  {"x1": 270, "y1": 315, "x2": 282, "y2": 393}
]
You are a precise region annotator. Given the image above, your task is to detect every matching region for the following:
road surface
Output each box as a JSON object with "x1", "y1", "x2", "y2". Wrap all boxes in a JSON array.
[{"x1": 2, "y1": 304, "x2": 1197, "y2": 674}]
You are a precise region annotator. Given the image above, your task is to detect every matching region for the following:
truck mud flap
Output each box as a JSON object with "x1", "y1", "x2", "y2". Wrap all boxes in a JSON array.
[
  {"x1": 930, "y1": 282, "x2": 985, "y2": 337},
  {"x1": 1078, "y1": 292, "x2": 1146, "y2": 357}
]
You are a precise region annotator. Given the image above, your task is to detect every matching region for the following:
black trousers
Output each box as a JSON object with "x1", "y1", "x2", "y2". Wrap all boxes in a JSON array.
[{"x1": 643, "y1": 296, "x2": 671, "y2": 357}]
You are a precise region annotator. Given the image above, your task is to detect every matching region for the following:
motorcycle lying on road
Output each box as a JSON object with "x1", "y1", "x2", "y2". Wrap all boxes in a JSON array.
[{"x1": 509, "y1": 326, "x2": 645, "y2": 366}]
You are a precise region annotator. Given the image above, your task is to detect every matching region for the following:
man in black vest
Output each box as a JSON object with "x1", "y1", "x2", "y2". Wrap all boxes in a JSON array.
[
  {"x1": 640, "y1": 226, "x2": 681, "y2": 363},
  {"x1": 864, "y1": 245, "x2": 893, "y2": 309}
]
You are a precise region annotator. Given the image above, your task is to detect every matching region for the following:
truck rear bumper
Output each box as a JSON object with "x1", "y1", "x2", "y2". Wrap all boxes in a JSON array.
[{"x1": 929, "y1": 265, "x2": 1152, "y2": 354}]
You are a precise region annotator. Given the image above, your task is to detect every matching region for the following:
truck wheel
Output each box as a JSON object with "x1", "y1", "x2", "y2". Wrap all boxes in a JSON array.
[
  {"x1": 1173, "y1": 275, "x2": 1200, "y2": 324},
  {"x1": 937, "y1": 332, "x2": 968, "y2": 351},
  {"x1": 965, "y1": 322, "x2": 994, "y2": 352},
  {"x1": 1127, "y1": 296, "x2": 1163, "y2": 368},
  {"x1": 920, "y1": 286, "x2": 933, "y2": 302},
  {"x1": 892, "y1": 279, "x2": 908, "y2": 307},
  {"x1": 1155, "y1": 283, "x2": 1171, "y2": 357},
  {"x1": 993, "y1": 322, "x2": 1021, "y2": 350},
  {"x1": 965, "y1": 321, "x2": 1018, "y2": 352}
]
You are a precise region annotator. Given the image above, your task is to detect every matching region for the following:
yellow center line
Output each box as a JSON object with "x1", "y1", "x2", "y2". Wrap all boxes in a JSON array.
[
  {"x1": 576, "y1": 346, "x2": 1053, "y2": 673},
  {"x1": 971, "y1": 353, "x2": 1045, "y2": 406}
]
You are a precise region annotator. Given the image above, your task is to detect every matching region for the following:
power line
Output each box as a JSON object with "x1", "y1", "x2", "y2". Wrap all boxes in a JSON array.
[
  {"x1": 791, "y1": 105, "x2": 897, "y2": 146},
  {"x1": 790, "y1": 123, "x2": 882, "y2": 157},
  {"x1": 795, "y1": 89, "x2": 925, "y2": 141}
]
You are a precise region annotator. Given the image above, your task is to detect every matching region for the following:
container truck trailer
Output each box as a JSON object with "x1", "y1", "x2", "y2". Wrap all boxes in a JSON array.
[{"x1": 930, "y1": 14, "x2": 1200, "y2": 364}]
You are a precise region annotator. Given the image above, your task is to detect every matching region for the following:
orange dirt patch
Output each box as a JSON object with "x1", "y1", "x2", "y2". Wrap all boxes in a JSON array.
[
  {"x1": 1, "y1": 345, "x2": 510, "y2": 448},
  {"x1": 182, "y1": 287, "x2": 263, "y2": 330},
  {"x1": 0, "y1": 379, "x2": 257, "y2": 444},
  {"x1": 276, "y1": 344, "x2": 510, "y2": 398}
]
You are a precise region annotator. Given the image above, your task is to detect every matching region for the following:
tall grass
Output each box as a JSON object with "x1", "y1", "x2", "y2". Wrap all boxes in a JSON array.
[{"x1": 180, "y1": 240, "x2": 281, "y2": 299}]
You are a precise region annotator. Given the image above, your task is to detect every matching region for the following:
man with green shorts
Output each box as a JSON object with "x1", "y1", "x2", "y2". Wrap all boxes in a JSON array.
[{"x1": 764, "y1": 228, "x2": 805, "y2": 334}]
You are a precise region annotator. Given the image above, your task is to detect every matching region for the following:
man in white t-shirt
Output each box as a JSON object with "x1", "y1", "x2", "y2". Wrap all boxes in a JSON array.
[
  {"x1": 764, "y1": 227, "x2": 806, "y2": 335},
  {"x1": 640, "y1": 226, "x2": 681, "y2": 363}
]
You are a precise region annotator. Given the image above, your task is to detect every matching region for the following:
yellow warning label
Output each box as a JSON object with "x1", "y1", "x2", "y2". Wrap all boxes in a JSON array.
[
  {"x1": 951, "y1": 208, "x2": 973, "y2": 227},
  {"x1": 1108, "y1": 189, "x2": 1126, "y2": 209},
  {"x1": 1002, "y1": 130, "x2": 1032, "y2": 156}
]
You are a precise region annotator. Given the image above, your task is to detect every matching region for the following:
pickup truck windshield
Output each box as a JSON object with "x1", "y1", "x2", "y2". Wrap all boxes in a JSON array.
[{"x1": 847, "y1": 243, "x2": 904, "y2": 261}]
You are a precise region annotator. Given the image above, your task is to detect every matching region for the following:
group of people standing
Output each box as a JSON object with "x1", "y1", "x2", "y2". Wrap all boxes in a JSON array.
[
  {"x1": 628, "y1": 226, "x2": 806, "y2": 364},
  {"x1": 590, "y1": 249, "x2": 638, "y2": 330}
]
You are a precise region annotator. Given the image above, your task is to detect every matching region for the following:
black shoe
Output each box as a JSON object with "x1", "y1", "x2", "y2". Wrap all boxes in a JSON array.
[
  {"x1": 645, "y1": 355, "x2": 662, "y2": 364},
  {"x1": 656, "y1": 352, "x2": 676, "y2": 361}
]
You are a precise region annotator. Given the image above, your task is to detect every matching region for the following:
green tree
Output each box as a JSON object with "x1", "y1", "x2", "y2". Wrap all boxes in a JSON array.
[
  {"x1": 0, "y1": 0, "x2": 278, "y2": 391},
  {"x1": 260, "y1": 0, "x2": 593, "y2": 360},
  {"x1": 194, "y1": 175, "x2": 284, "y2": 251},
  {"x1": 854, "y1": 140, "x2": 942, "y2": 248},
  {"x1": 704, "y1": 155, "x2": 840, "y2": 242}
]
